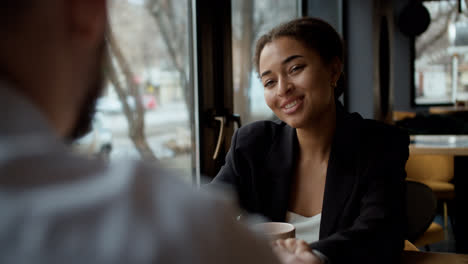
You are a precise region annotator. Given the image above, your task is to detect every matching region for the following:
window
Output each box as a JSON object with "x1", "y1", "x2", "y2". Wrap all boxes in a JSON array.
[
  {"x1": 415, "y1": 0, "x2": 468, "y2": 106},
  {"x1": 94, "y1": 0, "x2": 194, "y2": 181}
]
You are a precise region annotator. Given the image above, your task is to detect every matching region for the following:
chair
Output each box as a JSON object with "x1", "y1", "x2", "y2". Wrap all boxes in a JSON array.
[
  {"x1": 404, "y1": 240, "x2": 419, "y2": 251},
  {"x1": 406, "y1": 181, "x2": 444, "y2": 249},
  {"x1": 393, "y1": 111, "x2": 416, "y2": 122},
  {"x1": 405, "y1": 154, "x2": 454, "y2": 233}
]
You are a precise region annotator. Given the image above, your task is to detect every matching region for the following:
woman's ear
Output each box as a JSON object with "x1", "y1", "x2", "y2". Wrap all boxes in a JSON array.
[{"x1": 330, "y1": 57, "x2": 343, "y2": 84}]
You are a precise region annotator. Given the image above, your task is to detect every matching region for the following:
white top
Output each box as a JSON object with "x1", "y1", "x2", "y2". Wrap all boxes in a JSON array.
[
  {"x1": 287, "y1": 211, "x2": 322, "y2": 243},
  {"x1": 0, "y1": 81, "x2": 280, "y2": 264}
]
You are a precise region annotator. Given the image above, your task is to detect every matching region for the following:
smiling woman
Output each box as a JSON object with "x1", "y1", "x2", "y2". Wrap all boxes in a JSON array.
[
  {"x1": 258, "y1": 37, "x2": 340, "y2": 129},
  {"x1": 212, "y1": 17, "x2": 410, "y2": 264}
]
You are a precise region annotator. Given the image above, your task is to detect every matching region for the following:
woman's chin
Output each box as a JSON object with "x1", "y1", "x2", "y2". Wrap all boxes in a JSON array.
[{"x1": 283, "y1": 117, "x2": 305, "y2": 129}]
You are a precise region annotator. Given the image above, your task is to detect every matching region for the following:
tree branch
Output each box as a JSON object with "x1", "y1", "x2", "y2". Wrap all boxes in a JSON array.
[{"x1": 107, "y1": 26, "x2": 158, "y2": 161}]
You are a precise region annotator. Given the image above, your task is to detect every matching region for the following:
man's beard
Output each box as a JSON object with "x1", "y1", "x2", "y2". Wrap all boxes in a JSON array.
[{"x1": 67, "y1": 44, "x2": 107, "y2": 141}]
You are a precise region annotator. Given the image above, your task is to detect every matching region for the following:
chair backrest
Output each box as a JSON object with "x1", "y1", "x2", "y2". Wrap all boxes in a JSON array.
[
  {"x1": 406, "y1": 181, "x2": 438, "y2": 242},
  {"x1": 393, "y1": 111, "x2": 416, "y2": 122},
  {"x1": 406, "y1": 154, "x2": 454, "y2": 182},
  {"x1": 404, "y1": 240, "x2": 419, "y2": 251}
]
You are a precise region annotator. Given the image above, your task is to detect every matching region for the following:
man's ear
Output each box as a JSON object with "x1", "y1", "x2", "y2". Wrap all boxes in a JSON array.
[{"x1": 67, "y1": 0, "x2": 107, "y2": 47}]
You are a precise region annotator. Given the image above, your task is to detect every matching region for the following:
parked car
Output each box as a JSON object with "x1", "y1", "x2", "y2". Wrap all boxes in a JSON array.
[
  {"x1": 96, "y1": 97, "x2": 134, "y2": 114},
  {"x1": 72, "y1": 113, "x2": 113, "y2": 159}
]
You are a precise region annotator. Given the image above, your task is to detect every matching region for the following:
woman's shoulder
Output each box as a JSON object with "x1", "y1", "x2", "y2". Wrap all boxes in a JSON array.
[
  {"x1": 237, "y1": 119, "x2": 289, "y2": 136},
  {"x1": 234, "y1": 119, "x2": 291, "y2": 148}
]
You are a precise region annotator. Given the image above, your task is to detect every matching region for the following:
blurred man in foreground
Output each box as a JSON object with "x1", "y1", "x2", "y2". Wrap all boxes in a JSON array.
[{"x1": 0, "y1": 1, "x2": 317, "y2": 263}]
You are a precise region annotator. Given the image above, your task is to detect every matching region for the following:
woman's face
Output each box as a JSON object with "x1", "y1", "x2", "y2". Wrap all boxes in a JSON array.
[{"x1": 259, "y1": 37, "x2": 340, "y2": 129}]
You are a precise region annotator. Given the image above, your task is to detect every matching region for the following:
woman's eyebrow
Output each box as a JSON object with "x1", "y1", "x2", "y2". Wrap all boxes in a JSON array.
[
  {"x1": 282, "y1": 54, "x2": 303, "y2": 65},
  {"x1": 260, "y1": 55, "x2": 304, "y2": 78}
]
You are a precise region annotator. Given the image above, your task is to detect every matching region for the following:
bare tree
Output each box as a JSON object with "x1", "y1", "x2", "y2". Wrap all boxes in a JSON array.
[
  {"x1": 105, "y1": 0, "x2": 191, "y2": 161},
  {"x1": 145, "y1": 0, "x2": 192, "y2": 113},
  {"x1": 107, "y1": 27, "x2": 158, "y2": 161}
]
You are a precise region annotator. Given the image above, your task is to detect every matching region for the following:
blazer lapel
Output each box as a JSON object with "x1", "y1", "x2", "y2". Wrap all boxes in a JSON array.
[
  {"x1": 262, "y1": 123, "x2": 298, "y2": 222},
  {"x1": 320, "y1": 105, "x2": 362, "y2": 238}
]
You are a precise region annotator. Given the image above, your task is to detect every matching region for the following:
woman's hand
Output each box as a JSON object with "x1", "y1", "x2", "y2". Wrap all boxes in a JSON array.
[{"x1": 271, "y1": 238, "x2": 322, "y2": 264}]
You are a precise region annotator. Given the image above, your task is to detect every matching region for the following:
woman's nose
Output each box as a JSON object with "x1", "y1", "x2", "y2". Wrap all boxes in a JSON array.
[{"x1": 277, "y1": 78, "x2": 293, "y2": 97}]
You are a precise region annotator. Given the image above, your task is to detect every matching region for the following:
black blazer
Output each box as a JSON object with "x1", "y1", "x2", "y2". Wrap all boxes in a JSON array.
[{"x1": 212, "y1": 104, "x2": 409, "y2": 264}]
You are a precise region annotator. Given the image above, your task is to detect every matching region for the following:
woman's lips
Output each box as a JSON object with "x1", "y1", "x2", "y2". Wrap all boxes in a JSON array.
[{"x1": 281, "y1": 97, "x2": 303, "y2": 114}]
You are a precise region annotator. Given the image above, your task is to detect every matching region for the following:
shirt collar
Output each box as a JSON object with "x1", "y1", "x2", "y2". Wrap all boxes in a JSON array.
[{"x1": 0, "y1": 79, "x2": 58, "y2": 138}]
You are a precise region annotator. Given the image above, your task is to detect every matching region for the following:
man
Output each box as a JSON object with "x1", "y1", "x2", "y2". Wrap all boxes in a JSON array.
[{"x1": 0, "y1": 1, "x2": 320, "y2": 263}]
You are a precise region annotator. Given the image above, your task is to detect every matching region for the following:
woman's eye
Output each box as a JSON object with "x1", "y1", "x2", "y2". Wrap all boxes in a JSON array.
[
  {"x1": 264, "y1": 80, "x2": 276, "y2": 88},
  {"x1": 290, "y1": 65, "x2": 304, "y2": 74}
]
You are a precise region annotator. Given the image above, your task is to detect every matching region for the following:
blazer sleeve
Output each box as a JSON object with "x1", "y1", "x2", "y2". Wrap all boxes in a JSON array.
[{"x1": 309, "y1": 130, "x2": 409, "y2": 264}]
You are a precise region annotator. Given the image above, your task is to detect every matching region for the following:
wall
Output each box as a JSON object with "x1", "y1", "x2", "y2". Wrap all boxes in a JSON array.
[
  {"x1": 306, "y1": 0, "x2": 343, "y2": 34},
  {"x1": 344, "y1": 0, "x2": 424, "y2": 118},
  {"x1": 345, "y1": 0, "x2": 375, "y2": 118},
  {"x1": 392, "y1": 0, "x2": 420, "y2": 112}
]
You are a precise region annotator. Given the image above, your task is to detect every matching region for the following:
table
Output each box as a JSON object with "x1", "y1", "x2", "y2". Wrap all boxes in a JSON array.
[
  {"x1": 410, "y1": 135, "x2": 468, "y2": 253},
  {"x1": 410, "y1": 135, "x2": 468, "y2": 155},
  {"x1": 429, "y1": 106, "x2": 468, "y2": 115},
  {"x1": 402, "y1": 251, "x2": 468, "y2": 264}
]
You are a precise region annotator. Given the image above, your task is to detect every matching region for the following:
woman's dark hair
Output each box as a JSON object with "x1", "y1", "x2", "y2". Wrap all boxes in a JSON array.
[{"x1": 254, "y1": 17, "x2": 345, "y2": 98}]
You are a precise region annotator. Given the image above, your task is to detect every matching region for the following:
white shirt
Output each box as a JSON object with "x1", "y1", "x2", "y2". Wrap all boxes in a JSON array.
[
  {"x1": 287, "y1": 211, "x2": 322, "y2": 243},
  {"x1": 0, "y1": 82, "x2": 280, "y2": 264}
]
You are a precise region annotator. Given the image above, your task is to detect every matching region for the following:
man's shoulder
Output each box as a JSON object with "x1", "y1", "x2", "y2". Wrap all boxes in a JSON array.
[{"x1": 0, "y1": 157, "x2": 278, "y2": 263}]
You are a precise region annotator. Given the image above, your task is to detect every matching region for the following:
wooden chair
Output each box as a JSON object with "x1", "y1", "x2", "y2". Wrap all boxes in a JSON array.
[
  {"x1": 406, "y1": 181, "x2": 445, "y2": 250},
  {"x1": 404, "y1": 240, "x2": 419, "y2": 251},
  {"x1": 405, "y1": 154, "x2": 454, "y2": 234},
  {"x1": 393, "y1": 111, "x2": 416, "y2": 122}
]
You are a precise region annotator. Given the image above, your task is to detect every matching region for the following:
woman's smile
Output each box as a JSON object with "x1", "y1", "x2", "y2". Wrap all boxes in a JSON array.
[{"x1": 281, "y1": 96, "x2": 304, "y2": 114}]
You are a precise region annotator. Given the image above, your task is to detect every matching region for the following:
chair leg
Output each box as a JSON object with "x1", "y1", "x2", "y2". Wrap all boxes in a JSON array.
[
  {"x1": 443, "y1": 201, "x2": 450, "y2": 240},
  {"x1": 444, "y1": 202, "x2": 448, "y2": 230}
]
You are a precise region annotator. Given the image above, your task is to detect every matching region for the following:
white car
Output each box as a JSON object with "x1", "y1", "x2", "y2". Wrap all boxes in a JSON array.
[
  {"x1": 96, "y1": 97, "x2": 133, "y2": 114},
  {"x1": 73, "y1": 113, "x2": 113, "y2": 159},
  {"x1": 96, "y1": 96, "x2": 156, "y2": 114}
]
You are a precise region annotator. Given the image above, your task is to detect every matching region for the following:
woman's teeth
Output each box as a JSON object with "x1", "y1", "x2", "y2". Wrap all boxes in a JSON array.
[{"x1": 285, "y1": 100, "x2": 298, "y2": 109}]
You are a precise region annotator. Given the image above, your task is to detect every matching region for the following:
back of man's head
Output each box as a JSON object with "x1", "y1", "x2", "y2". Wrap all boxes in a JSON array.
[{"x1": 0, "y1": 0, "x2": 108, "y2": 140}]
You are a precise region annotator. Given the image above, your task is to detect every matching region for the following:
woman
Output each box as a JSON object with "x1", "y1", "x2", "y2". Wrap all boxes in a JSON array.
[{"x1": 212, "y1": 17, "x2": 409, "y2": 264}]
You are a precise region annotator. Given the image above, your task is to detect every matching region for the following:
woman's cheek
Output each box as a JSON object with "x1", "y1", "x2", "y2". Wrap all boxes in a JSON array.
[{"x1": 264, "y1": 90, "x2": 275, "y2": 109}]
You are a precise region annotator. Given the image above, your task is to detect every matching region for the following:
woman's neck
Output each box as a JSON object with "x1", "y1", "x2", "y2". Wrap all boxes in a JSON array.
[{"x1": 296, "y1": 104, "x2": 336, "y2": 162}]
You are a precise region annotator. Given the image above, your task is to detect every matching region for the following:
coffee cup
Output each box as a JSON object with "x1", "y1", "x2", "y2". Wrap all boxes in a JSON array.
[{"x1": 253, "y1": 222, "x2": 295, "y2": 241}]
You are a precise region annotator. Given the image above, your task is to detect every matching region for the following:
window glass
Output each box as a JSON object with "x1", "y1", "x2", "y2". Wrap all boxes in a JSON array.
[
  {"x1": 415, "y1": 0, "x2": 468, "y2": 105},
  {"x1": 75, "y1": 0, "x2": 194, "y2": 181}
]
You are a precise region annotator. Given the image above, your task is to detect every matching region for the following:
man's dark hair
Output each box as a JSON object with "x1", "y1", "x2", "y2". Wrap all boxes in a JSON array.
[
  {"x1": 254, "y1": 17, "x2": 345, "y2": 98},
  {"x1": 0, "y1": 1, "x2": 31, "y2": 24}
]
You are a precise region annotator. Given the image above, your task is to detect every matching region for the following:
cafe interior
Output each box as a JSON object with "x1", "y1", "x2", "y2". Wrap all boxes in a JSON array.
[{"x1": 81, "y1": 0, "x2": 468, "y2": 262}]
